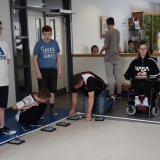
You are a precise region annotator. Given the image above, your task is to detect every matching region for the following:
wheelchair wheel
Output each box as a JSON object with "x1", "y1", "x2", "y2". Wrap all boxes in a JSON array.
[
  {"x1": 151, "y1": 107, "x2": 159, "y2": 117},
  {"x1": 126, "y1": 106, "x2": 136, "y2": 116}
]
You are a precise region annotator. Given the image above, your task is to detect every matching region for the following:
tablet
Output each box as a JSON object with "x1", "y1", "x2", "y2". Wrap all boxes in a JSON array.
[
  {"x1": 66, "y1": 116, "x2": 79, "y2": 120},
  {"x1": 8, "y1": 139, "x2": 25, "y2": 145},
  {"x1": 95, "y1": 117, "x2": 105, "y2": 121},
  {"x1": 56, "y1": 121, "x2": 71, "y2": 127},
  {"x1": 135, "y1": 76, "x2": 147, "y2": 79},
  {"x1": 41, "y1": 127, "x2": 56, "y2": 132}
]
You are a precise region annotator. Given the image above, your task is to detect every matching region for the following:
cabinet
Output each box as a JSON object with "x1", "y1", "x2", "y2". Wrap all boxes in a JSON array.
[{"x1": 131, "y1": 12, "x2": 160, "y2": 53}]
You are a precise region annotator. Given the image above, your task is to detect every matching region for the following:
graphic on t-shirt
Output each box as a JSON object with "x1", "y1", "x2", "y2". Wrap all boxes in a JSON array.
[
  {"x1": 41, "y1": 46, "x2": 56, "y2": 59},
  {"x1": 0, "y1": 47, "x2": 6, "y2": 60}
]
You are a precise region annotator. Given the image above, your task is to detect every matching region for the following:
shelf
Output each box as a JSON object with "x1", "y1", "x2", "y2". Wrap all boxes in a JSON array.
[
  {"x1": 129, "y1": 29, "x2": 142, "y2": 31},
  {"x1": 16, "y1": 36, "x2": 28, "y2": 39},
  {"x1": 17, "y1": 65, "x2": 30, "y2": 69}
]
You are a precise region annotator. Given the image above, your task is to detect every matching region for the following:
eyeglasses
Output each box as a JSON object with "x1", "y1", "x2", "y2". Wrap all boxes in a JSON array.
[
  {"x1": 0, "y1": 27, "x2": 3, "y2": 31},
  {"x1": 139, "y1": 48, "x2": 147, "y2": 51}
]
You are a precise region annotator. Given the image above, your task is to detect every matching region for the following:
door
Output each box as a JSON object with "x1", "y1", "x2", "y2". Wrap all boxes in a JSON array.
[
  {"x1": 28, "y1": 12, "x2": 68, "y2": 92},
  {"x1": 45, "y1": 17, "x2": 68, "y2": 92}
]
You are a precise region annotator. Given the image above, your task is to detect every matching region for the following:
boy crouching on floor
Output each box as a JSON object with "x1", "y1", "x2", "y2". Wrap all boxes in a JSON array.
[{"x1": 13, "y1": 88, "x2": 51, "y2": 131}]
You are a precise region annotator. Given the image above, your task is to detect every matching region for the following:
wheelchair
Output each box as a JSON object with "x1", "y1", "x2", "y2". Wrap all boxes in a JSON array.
[{"x1": 124, "y1": 74, "x2": 160, "y2": 117}]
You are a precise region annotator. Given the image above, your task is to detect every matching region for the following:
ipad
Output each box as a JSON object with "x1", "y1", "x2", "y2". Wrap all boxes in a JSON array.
[
  {"x1": 56, "y1": 122, "x2": 71, "y2": 127},
  {"x1": 95, "y1": 117, "x2": 105, "y2": 121},
  {"x1": 135, "y1": 76, "x2": 147, "y2": 79},
  {"x1": 8, "y1": 139, "x2": 25, "y2": 145},
  {"x1": 41, "y1": 127, "x2": 56, "y2": 132},
  {"x1": 66, "y1": 116, "x2": 79, "y2": 120}
]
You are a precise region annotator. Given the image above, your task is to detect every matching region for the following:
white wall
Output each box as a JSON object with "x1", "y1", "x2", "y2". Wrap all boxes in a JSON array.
[
  {"x1": 72, "y1": 0, "x2": 154, "y2": 53},
  {"x1": 0, "y1": 0, "x2": 16, "y2": 107}
]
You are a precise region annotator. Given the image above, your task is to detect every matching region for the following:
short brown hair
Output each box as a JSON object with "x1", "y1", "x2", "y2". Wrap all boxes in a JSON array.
[
  {"x1": 42, "y1": 25, "x2": 52, "y2": 33},
  {"x1": 38, "y1": 88, "x2": 51, "y2": 99},
  {"x1": 106, "y1": 17, "x2": 114, "y2": 25},
  {"x1": 71, "y1": 74, "x2": 83, "y2": 87},
  {"x1": 0, "y1": 21, "x2": 2, "y2": 25}
]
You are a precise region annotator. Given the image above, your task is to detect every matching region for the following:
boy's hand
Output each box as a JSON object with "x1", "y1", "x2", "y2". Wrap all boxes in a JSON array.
[
  {"x1": 37, "y1": 71, "x2": 42, "y2": 79},
  {"x1": 58, "y1": 69, "x2": 62, "y2": 78},
  {"x1": 69, "y1": 109, "x2": 75, "y2": 116},
  {"x1": 31, "y1": 102, "x2": 38, "y2": 107},
  {"x1": 102, "y1": 34, "x2": 105, "y2": 38}
]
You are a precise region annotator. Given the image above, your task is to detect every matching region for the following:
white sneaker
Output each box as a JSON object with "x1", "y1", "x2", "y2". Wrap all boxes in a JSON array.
[
  {"x1": 142, "y1": 98, "x2": 149, "y2": 107},
  {"x1": 134, "y1": 97, "x2": 141, "y2": 106},
  {"x1": 110, "y1": 96, "x2": 115, "y2": 109}
]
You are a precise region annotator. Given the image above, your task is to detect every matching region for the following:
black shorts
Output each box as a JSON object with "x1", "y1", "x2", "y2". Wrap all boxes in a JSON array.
[
  {"x1": 0, "y1": 86, "x2": 9, "y2": 108},
  {"x1": 38, "y1": 68, "x2": 57, "y2": 93}
]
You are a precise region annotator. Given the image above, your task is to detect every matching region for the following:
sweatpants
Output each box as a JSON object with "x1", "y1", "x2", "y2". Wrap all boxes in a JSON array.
[
  {"x1": 19, "y1": 103, "x2": 47, "y2": 125},
  {"x1": 132, "y1": 79, "x2": 152, "y2": 98},
  {"x1": 105, "y1": 61, "x2": 121, "y2": 96}
]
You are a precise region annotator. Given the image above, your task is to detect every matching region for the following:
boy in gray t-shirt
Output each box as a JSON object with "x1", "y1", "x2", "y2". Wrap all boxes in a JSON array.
[{"x1": 99, "y1": 17, "x2": 122, "y2": 99}]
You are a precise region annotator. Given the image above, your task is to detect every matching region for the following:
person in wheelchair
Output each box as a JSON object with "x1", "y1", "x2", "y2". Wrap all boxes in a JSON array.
[{"x1": 125, "y1": 41, "x2": 159, "y2": 107}]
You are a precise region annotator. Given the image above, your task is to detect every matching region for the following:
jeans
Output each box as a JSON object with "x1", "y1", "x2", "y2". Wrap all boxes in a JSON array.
[{"x1": 83, "y1": 89, "x2": 114, "y2": 115}]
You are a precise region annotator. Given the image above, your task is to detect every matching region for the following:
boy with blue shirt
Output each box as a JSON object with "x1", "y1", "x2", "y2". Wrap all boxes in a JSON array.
[{"x1": 33, "y1": 25, "x2": 62, "y2": 116}]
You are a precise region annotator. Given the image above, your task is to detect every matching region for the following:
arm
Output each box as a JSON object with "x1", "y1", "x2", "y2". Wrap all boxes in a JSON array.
[
  {"x1": 100, "y1": 32, "x2": 109, "y2": 54},
  {"x1": 99, "y1": 44, "x2": 108, "y2": 54},
  {"x1": 125, "y1": 60, "x2": 139, "y2": 78},
  {"x1": 69, "y1": 92, "x2": 78, "y2": 116},
  {"x1": 56, "y1": 53, "x2": 62, "y2": 78},
  {"x1": 86, "y1": 91, "x2": 94, "y2": 121},
  {"x1": 33, "y1": 55, "x2": 42, "y2": 79},
  {"x1": 146, "y1": 60, "x2": 159, "y2": 76},
  {"x1": 12, "y1": 103, "x2": 36, "y2": 110}
]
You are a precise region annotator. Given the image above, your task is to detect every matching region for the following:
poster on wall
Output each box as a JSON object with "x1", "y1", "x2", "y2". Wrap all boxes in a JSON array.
[
  {"x1": 101, "y1": 16, "x2": 109, "y2": 38},
  {"x1": 122, "y1": 18, "x2": 127, "y2": 27},
  {"x1": 114, "y1": 20, "x2": 118, "y2": 29}
]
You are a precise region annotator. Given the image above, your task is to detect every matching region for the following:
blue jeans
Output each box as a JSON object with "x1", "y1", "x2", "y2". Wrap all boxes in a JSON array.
[{"x1": 83, "y1": 89, "x2": 114, "y2": 115}]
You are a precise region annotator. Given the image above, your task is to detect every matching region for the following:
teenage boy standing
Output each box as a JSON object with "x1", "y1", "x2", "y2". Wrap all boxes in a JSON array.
[
  {"x1": 0, "y1": 21, "x2": 16, "y2": 135},
  {"x1": 33, "y1": 25, "x2": 62, "y2": 116}
]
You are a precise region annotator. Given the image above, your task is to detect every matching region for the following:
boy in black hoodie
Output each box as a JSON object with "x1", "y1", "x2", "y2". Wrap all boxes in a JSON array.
[{"x1": 125, "y1": 41, "x2": 159, "y2": 107}]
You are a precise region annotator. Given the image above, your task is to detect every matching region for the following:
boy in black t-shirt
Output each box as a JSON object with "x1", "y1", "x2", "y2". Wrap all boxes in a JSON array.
[
  {"x1": 13, "y1": 88, "x2": 51, "y2": 131},
  {"x1": 69, "y1": 71, "x2": 115, "y2": 121}
]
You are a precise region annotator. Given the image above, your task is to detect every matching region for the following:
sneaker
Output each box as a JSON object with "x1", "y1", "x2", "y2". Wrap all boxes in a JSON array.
[
  {"x1": 110, "y1": 96, "x2": 115, "y2": 109},
  {"x1": 142, "y1": 97, "x2": 149, "y2": 107},
  {"x1": 50, "y1": 108, "x2": 58, "y2": 116},
  {"x1": 0, "y1": 126, "x2": 17, "y2": 135},
  {"x1": 114, "y1": 94, "x2": 122, "y2": 99},
  {"x1": 40, "y1": 115, "x2": 45, "y2": 120},
  {"x1": 30, "y1": 122, "x2": 44, "y2": 127},
  {"x1": 134, "y1": 97, "x2": 141, "y2": 106},
  {"x1": 22, "y1": 124, "x2": 31, "y2": 131}
]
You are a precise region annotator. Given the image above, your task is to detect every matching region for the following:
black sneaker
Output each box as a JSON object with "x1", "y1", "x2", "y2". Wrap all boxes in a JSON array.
[
  {"x1": 22, "y1": 124, "x2": 31, "y2": 131},
  {"x1": 30, "y1": 122, "x2": 44, "y2": 127},
  {"x1": 114, "y1": 94, "x2": 122, "y2": 99},
  {"x1": 0, "y1": 126, "x2": 17, "y2": 135},
  {"x1": 50, "y1": 108, "x2": 58, "y2": 116}
]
